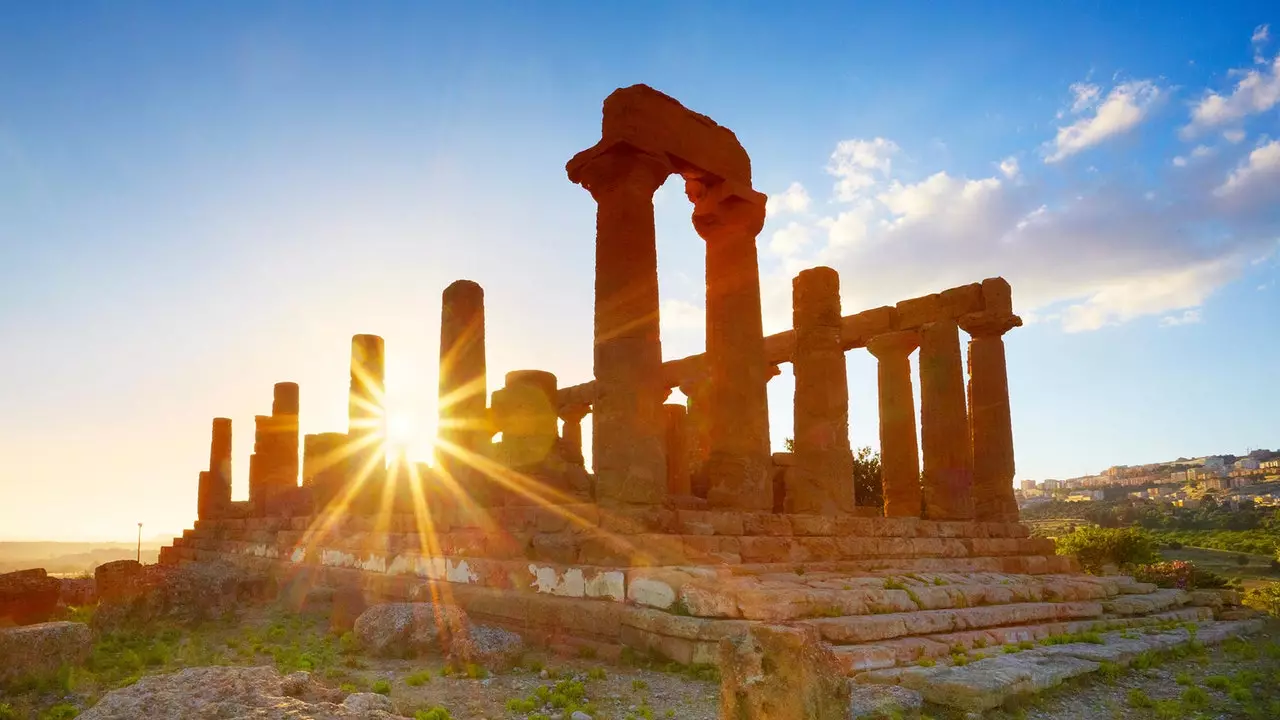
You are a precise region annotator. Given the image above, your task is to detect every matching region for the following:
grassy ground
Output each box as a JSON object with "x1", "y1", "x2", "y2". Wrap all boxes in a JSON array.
[
  {"x1": 1159, "y1": 546, "x2": 1280, "y2": 590},
  {"x1": 0, "y1": 604, "x2": 718, "y2": 720}
]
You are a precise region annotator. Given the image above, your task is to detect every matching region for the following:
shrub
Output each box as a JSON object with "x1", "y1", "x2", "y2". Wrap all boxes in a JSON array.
[
  {"x1": 1205, "y1": 675, "x2": 1231, "y2": 690},
  {"x1": 1165, "y1": 540, "x2": 1183, "y2": 550},
  {"x1": 414, "y1": 708, "x2": 452, "y2": 720},
  {"x1": 1182, "y1": 686, "x2": 1209, "y2": 708},
  {"x1": 1127, "y1": 689, "x2": 1154, "y2": 708},
  {"x1": 405, "y1": 670, "x2": 431, "y2": 686},
  {"x1": 1056, "y1": 527, "x2": 1157, "y2": 574},
  {"x1": 0, "y1": 706, "x2": 16, "y2": 720},
  {"x1": 1243, "y1": 583, "x2": 1280, "y2": 617},
  {"x1": 372, "y1": 679, "x2": 391, "y2": 695}
]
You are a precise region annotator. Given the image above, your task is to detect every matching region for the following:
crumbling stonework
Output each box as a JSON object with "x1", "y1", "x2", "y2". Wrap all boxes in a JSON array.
[{"x1": 720, "y1": 624, "x2": 850, "y2": 720}]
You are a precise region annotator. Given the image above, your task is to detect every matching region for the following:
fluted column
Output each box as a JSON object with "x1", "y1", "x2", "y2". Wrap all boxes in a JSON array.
[
  {"x1": 558, "y1": 403, "x2": 591, "y2": 466},
  {"x1": 349, "y1": 334, "x2": 386, "y2": 514},
  {"x1": 438, "y1": 280, "x2": 489, "y2": 464},
  {"x1": 691, "y1": 180, "x2": 771, "y2": 510},
  {"x1": 918, "y1": 319, "x2": 974, "y2": 520},
  {"x1": 959, "y1": 311, "x2": 1022, "y2": 522},
  {"x1": 567, "y1": 146, "x2": 670, "y2": 507},
  {"x1": 789, "y1": 266, "x2": 853, "y2": 514},
  {"x1": 867, "y1": 331, "x2": 922, "y2": 517}
]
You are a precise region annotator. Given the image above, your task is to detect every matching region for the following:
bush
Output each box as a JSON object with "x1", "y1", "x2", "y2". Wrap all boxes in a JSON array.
[
  {"x1": 1056, "y1": 527, "x2": 1158, "y2": 574},
  {"x1": 1166, "y1": 540, "x2": 1183, "y2": 550},
  {"x1": 1132, "y1": 560, "x2": 1233, "y2": 590},
  {"x1": 1243, "y1": 583, "x2": 1280, "y2": 617}
]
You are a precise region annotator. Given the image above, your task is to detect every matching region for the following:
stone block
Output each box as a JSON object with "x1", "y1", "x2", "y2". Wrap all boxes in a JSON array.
[
  {"x1": 896, "y1": 294, "x2": 943, "y2": 329},
  {"x1": 681, "y1": 583, "x2": 740, "y2": 618},
  {"x1": 835, "y1": 516, "x2": 873, "y2": 537},
  {"x1": 841, "y1": 306, "x2": 897, "y2": 348},
  {"x1": 707, "y1": 511, "x2": 745, "y2": 536},
  {"x1": 791, "y1": 514, "x2": 836, "y2": 536},
  {"x1": 531, "y1": 534, "x2": 578, "y2": 564},
  {"x1": 720, "y1": 624, "x2": 850, "y2": 720},
  {"x1": 981, "y1": 277, "x2": 1013, "y2": 315},
  {"x1": 939, "y1": 283, "x2": 983, "y2": 318},
  {"x1": 744, "y1": 513, "x2": 792, "y2": 536},
  {"x1": 739, "y1": 536, "x2": 792, "y2": 563},
  {"x1": 798, "y1": 537, "x2": 841, "y2": 561}
]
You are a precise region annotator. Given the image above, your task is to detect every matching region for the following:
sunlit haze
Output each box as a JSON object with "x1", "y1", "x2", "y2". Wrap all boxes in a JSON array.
[{"x1": 1, "y1": 3, "x2": 1277, "y2": 541}]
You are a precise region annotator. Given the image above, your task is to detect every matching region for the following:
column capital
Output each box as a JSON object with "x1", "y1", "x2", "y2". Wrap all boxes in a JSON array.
[
  {"x1": 958, "y1": 311, "x2": 1022, "y2": 338},
  {"x1": 688, "y1": 178, "x2": 767, "y2": 242},
  {"x1": 766, "y1": 364, "x2": 782, "y2": 380},
  {"x1": 567, "y1": 143, "x2": 670, "y2": 201},
  {"x1": 558, "y1": 402, "x2": 592, "y2": 423},
  {"x1": 866, "y1": 330, "x2": 921, "y2": 360}
]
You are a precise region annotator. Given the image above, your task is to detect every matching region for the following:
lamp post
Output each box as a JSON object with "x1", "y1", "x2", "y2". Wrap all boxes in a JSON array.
[{"x1": 136, "y1": 523, "x2": 142, "y2": 563}]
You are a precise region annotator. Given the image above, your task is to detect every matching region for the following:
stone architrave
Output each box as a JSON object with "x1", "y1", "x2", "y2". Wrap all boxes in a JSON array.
[
  {"x1": 959, "y1": 311, "x2": 1022, "y2": 522},
  {"x1": 918, "y1": 319, "x2": 974, "y2": 520},
  {"x1": 567, "y1": 145, "x2": 670, "y2": 507},
  {"x1": 691, "y1": 180, "x2": 772, "y2": 511},
  {"x1": 348, "y1": 334, "x2": 387, "y2": 514},
  {"x1": 663, "y1": 403, "x2": 691, "y2": 497},
  {"x1": 437, "y1": 280, "x2": 489, "y2": 467},
  {"x1": 558, "y1": 403, "x2": 591, "y2": 466},
  {"x1": 789, "y1": 266, "x2": 854, "y2": 514},
  {"x1": 866, "y1": 331, "x2": 922, "y2": 518}
]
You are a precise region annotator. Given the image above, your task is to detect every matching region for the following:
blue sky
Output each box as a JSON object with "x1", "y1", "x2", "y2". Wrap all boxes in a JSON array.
[{"x1": 1, "y1": 3, "x2": 1277, "y2": 540}]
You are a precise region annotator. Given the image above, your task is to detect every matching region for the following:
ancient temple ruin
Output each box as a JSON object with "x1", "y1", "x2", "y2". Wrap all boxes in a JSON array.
[{"x1": 163, "y1": 86, "x2": 1211, "y2": 687}]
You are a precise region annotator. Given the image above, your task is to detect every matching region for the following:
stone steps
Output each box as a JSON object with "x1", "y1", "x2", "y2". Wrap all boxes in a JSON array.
[
  {"x1": 800, "y1": 600, "x2": 1107, "y2": 644},
  {"x1": 830, "y1": 606, "x2": 1211, "y2": 672},
  {"x1": 851, "y1": 617, "x2": 1266, "y2": 712}
]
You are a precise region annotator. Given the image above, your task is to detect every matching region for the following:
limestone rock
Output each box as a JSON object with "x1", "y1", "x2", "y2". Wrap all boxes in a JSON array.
[
  {"x1": 77, "y1": 665, "x2": 411, "y2": 719},
  {"x1": 849, "y1": 684, "x2": 923, "y2": 719},
  {"x1": 0, "y1": 568, "x2": 62, "y2": 625},
  {"x1": 59, "y1": 576, "x2": 97, "y2": 607},
  {"x1": 449, "y1": 624, "x2": 525, "y2": 668},
  {"x1": 94, "y1": 562, "x2": 273, "y2": 630},
  {"x1": 354, "y1": 602, "x2": 467, "y2": 658},
  {"x1": 720, "y1": 624, "x2": 849, "y2": 720},
  {"x1": 94, "y1": 559, "x2": 143, "y2": 603},
  {"x1": 0, "y1": 621, "x2": 93, "y2": 685}
]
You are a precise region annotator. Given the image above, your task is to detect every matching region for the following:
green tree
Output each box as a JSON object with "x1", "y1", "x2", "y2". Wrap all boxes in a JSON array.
[{"x1": 853, "y1": 446, "x2": 883, "y2": 510}]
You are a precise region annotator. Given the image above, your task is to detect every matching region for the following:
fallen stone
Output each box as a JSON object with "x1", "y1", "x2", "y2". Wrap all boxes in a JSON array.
[
  {"x1": 0, "y1": 621, "x2": 93, "y2": 685},
  {"x1": 449, "y1": 624, "x2": 525, "y2": 668},
  {"x1": 77, "y1": 665, "x2": 410, "y2": 719},
  {"x1": 0, "y1": 568, "x2": 62, "y2": 625},
  {"x1": 354, "y1": 602, "x2": 467, "y2": 658},
  {"x1": 93, "y1": 562, "x2": 273, "y2": 630},
  {"x1": 848, "y1": 683, "x2": 923, "y2": 719},
  {"x1": 720, "y1": 624, "x2": 849, "y2": 720},
  {"x1": 59, "y1": 576, "x2": 97, "y2": 607}
]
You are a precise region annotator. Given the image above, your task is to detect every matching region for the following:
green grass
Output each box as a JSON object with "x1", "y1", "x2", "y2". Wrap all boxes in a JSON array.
[{"x1": 404, "y1": 669, "x2": 431, "y2": 686}]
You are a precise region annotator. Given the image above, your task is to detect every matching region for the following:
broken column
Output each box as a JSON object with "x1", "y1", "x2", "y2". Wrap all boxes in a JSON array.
[
  {"x1": 558, "y1": 403, "x2": 591, "y2": 466},
  {"x1": 663, "y1": 404, "x2": 691, "y2": 497},
  {"x1": 348, "y1": 334, "x2": 386, "y2": 514},
  {"x1": 692, "y1": 181, "x2": 772, "y2": 510},
  {"x1": 199, "y1": 417, "x2": 232, "y2": 520},
  {"x1": 918, "y1": 319, "x2": 974, "y2": 520},
  {"x1": 437, "y1": 280, "x2": 490, "y2": 469},
  {"x1": 867, "y1": 331, "x2": 922, "y2": 518},
  {"x1": 788, "y1": 266, "x2": 854, "y2": 514},
  {"x1": 248, "y1": 414, "x2": 269, "y2": 516},
  {"x1": 492, "y1": 370, "x2": 559, "y2": 470},
  {"x1": 269, "y1": 381, "x2": 300, "y2": 499},
  {"x1": 959, "y1": 301, "x2": 1022, "y2": 522},
  {"x1": 567, "y1": 144, "x2": 670, "y2": 507}
]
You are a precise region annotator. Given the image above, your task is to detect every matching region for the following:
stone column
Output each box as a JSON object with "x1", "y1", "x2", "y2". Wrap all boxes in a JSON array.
[
  {"x1": 678, "y1": 372, "x2": 713, "y2": 499},
  {"x1": 271, "y1": 381, "x2": 300, "y2": 494},
  {"x1": 918, "y1": 320, "x2": 974, "y2": 520},
  {"x1": 866, "y1": 331, "x2": 922, "y2": 518},
  {"x1": 663, "y1": 404, "x2": 691, "y2": 497},
  {"x1": 203, "y1": 417, "x2": 232, "y2": 519},
  {"x1": 437, "y1": 280, "x2": 489, "y2": 464},
  {"x1": 789, "y1": 267, "x2": 854, "y2": 514},
  {"x1": 248, "y1": 414, "x2": 269, "y2": 516},
  {"x1": 567, "y1": 146, "x2": 670, "y2": 507},
  {"x1": 492, "y1": 370, "x2": 559, "y2": 470},
  {"x1": 349, "y1": 334, "x2": 386, "y2": 514},
  {"x1": 558, "y1": 403, "x2": 591, "y2": 466},
  {"x1": 303, "y1": 432, "x2": 348, "y2": 514},
  {"x1": 691, "y1": 180, "x2": 771, "y2": 510},
  {"x1": 959, "y1": 311, "x2": 1022, "y2": 522}
]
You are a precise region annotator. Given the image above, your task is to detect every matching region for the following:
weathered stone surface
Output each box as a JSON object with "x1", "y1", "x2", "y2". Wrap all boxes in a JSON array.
[
  {"x1": 353, "y1": 602, "x2": 467, "y2": 658},
  {"x1": 437, "y1": 279, "x2": 490, "y2": 485},
  {"x1": 959, "y1": 311, "x2": 1022, "y2": 522},
  {"x1": 0, "y1": 621, "x2": 92, "y2": 684},
  {"x1": 59, "y1": 576, "x2": 96, "y2": 607},
  {"x1": 449, "y1": 624, "x2": 525, "y2": 668},
  {"x1": 720, "y1": 624, "x2": 849, "y2": 720},
  {"x1": 862, "y1": 652, "x2": 1100, "y2": 711},
  {"x1": 919, "y1": 320, "x2": 974, "y2": 520},
  {"x1": 78, "y1": 666, "x2": 407, "y2": 719},
  {"x1": 94, "y1": 562, "x2": 273, "y2": 630},
  {"x1": 0, "y1": 567, "x2": 62, "y2": 625},
  {"x1": 848, "y1": 683, "x2": 923, "y2": 719},
  {"x1": 866, "y1": 331, "x2": 922, "y2": 518}
]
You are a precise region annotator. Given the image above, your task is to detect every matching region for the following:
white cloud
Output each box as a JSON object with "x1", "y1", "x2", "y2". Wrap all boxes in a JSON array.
[
  {"x1": 1158, "y1": 309, "x2": 1203, "y2": 327},
  {"x1": 1191, "y1": 145, "x2": 1213, "y2": 159},
  {"x1": 660, "y1": 299, "x2": 705, "y2": 331},
  {"x1": 1172, "y1": 156, "x2": 1188, "y2": 167},
  {"x1": 999, "y1": 156, "x2": 1020, "y2": 179},
  {"x1": 1224, "y1": 129, "x2": 1247, "y2": 144},
  {"x1": 1069, "y1": 82, "x2": 1101, "y2": 113},
  {"x1": 1184, "y1": 53, "x2": 1280, "y2": 135},
  {"x1": 827, "y1": 138, "x2": 899, "y2": 201},
  {"x1": 769, "y1": 221, "x2": 811, "y2": 256},
  {"x1": 1253, "y1": 24, "x2": 1271, "y2": 63},
  {"x1": 1214, "y1": 139, "x2": 1280, "y2": 199},
  {"x1": 765, "y1": 181, "x2": 812, "y2": 216},
  {"x1": 1046, "y1": 80, "x2": 1162, "y2": 163}
]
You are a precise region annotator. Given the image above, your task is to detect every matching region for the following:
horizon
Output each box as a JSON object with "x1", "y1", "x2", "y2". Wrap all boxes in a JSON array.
[{"x1": 2, "y1": 3, "x2": 1277, "y2": 542}]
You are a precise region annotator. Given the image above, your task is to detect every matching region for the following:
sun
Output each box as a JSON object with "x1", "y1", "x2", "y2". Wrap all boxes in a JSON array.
[{"x1": 386, "y1": 410, "x2": 417, "y2": 447}]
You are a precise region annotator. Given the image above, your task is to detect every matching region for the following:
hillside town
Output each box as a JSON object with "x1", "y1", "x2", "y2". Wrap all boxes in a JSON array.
[{"x1": 1018, "y1": 449, "x2": 1280, "y2": 509}]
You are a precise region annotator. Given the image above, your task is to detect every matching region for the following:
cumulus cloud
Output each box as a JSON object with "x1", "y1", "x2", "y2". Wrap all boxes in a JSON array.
[
  {"x1": 769, "y1": 221, "x2": 812, "y2": 256},
  {"x1": 827, "y1": 138, "x2": 899, "y2": 200},
  {"x1": 999, "y1": 156, "x2": 1020, "y2": 179},
  {"x1": 1224, "y1": 129, "x2": 1247, "y2": 143},
  {"x1": 1046, "y1": 80, "x2": 1163, "y2": 162},
  {"x1": 1214, "y1": 139, "x2": 1280, "y2": 200},
  {"x1": 660, "y1": 299, "x2": 705, "y2": 331},
  {"x1": 765, "y1": 181, "x2": 812, "y2": 216},
  {"x1": 1184, "y1": 53, "x2": 1280, "y2": 135}
]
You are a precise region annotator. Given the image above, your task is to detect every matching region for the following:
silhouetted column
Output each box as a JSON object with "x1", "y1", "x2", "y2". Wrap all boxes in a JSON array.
[
  {"x1": 691, "y1": 181, "x2": 771, "y2": 510},
  {"x1": 567, "y1": 146, "x2": 670, "y2": 507},
  {"x1": 248, "y1": 414, "x2": 269, "y2": 516},
  {"x1": 303, "y1": 432, "x2": 348, "y2": 514},
  {"x1": 492, "y1": 370, "x2": 559, "y2": 470},
  {"x1": 919, "y1": 320, "x2": 974, "y2": 520},
  {"x1": 349, "y1": 334, "x2": 386, "y2": 514},
  {"x1": 959, "y1": 311, "x2": 1022, "y2": 522},
  {"x1": 202, "y1": 417, "x2": 232, "y2": 519},
  {"x1": 558, "y1": 403, "x2": 591, "y2": 466},
  {"x1": 789, "y1": 267, "x2": 854, "y2": 514},
  {"x1": 663, "y1": 404, "x2": 691, "y2": 497},
  {"x1": 867, "y1": 331, "x2": 922, "y2": 518},
  {"x1": 271, "y1": 381, "x2": 300, "y2": 494},
  {"x1": 438, "y1": 280, "x2": 489, "y2": 466}
]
